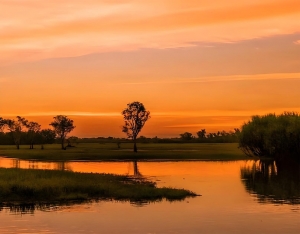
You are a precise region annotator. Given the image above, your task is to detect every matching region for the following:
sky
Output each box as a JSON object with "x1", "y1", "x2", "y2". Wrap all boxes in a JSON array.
[{"x1": 1, "y1": 0, "x2": 300, "y2": 137}]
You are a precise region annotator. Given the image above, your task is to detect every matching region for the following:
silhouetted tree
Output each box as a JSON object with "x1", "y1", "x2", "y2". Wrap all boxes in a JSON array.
[
  {"x1": 49, "y1": 115, "x2": 75, "y2": 150},
  {"x1": 38, "y1": 129, "x2": 56, "y2": 149},
  {"x1": 0, "y1": 117, "x2": 5, "y2": 132},
  {"x1": 196, "y1": 129, "x2": 206, "y2": 138},
  {"x1": 122, "y1": 101, "x2": 150, "y2": 152},
  {"x1": 4, "y1": 116, "x2": 28, "y2": 149},
  {"x1": 180, "y1": 132, "x2": 193, "y2": 140},
  {"x1": 26, "y1": 121, "x2": 41, "y2": 149}
]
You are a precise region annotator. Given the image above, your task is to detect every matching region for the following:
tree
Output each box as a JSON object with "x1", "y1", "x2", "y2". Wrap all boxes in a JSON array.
[
  {"x1": 196, "y1": 129, "x2": 206, "y2": 138},
  {"x1": 49, "y1": 115, "x2": 75, "y2": 150},
  {"x1": 26, "y1": 121, "x2": 41, "y2": 149},
  {"x1": 4, "y1": 116, "x2": 28, "y2": 149},
  {"x1": 0, "y1": 117, "x2": 5, "y2": 132},
  {"x1": 122, "y1": 101, "x2": 150, "y2": 152},
  {"x1": 180, "y1": 132, "x2": 193, "y2": 140},
  {"x1": 38, "y1": 129, "x2": 56, "y2": 149}
]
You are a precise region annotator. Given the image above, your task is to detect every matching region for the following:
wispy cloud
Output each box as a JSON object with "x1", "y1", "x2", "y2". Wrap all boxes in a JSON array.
[
  {"x1": 117, "y1": 73, "x2": 300, "y2": 85},
  {"x1": 19, "y1": 112, "x2": 121, "y2": 117},
  {"x1": 294, "y1": 40, "x2": 300, "y2": 45},
  {"x1": 1, "y1": 0, "x2": 300, "y2": 64}
]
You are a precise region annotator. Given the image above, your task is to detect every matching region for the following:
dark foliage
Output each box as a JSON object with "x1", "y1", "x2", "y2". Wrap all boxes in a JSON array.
[
  {"x1": 50, "y1": 115, "x2": 75, "y2": 150},
  {"x1": 239, "y1": 112, "x2": 300, "y2": 162}
]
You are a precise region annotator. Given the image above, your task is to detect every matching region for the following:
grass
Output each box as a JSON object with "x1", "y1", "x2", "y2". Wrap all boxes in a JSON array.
[
  {"x1": 0, "y1": 143, "x2": 247, "y2": 161},
  {"x1": 0, "y1": 168, "x2": 197, "y2": 204}
]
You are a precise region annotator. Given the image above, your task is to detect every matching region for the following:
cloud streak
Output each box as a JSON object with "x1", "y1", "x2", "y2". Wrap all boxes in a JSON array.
[
  {"x1": 1, "y1": 0, "x2": 300, "y2": 64},
  {"x1": 116, "y1": 73, "x2": 300, "y2": 85}
]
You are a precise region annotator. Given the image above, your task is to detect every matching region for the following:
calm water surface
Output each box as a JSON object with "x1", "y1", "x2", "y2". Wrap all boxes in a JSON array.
[{"x1": 0, "y1": 157, "x2": 299, "y2": 234}]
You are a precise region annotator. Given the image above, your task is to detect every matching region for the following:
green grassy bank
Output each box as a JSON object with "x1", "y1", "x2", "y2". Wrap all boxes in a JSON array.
[
  {"x1": 0, "y1": 168, "x2": 196, "y2": 203},
  {"x1": 0, "y1": 143, "x2": 247, "y2": 161}
]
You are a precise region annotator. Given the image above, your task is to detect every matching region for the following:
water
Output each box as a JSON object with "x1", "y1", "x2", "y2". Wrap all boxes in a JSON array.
[{"x1": 0, "y1": 157, "x2": 299, "y2": 233}]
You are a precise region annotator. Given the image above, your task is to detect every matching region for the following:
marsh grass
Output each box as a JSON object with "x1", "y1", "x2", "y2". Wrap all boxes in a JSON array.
[
  {"x1": 0, "y1": 168, "x2": 197, "y2": 203},
  {"x1": 0, "y1": 143, "x2": 247, "y2": 161}
]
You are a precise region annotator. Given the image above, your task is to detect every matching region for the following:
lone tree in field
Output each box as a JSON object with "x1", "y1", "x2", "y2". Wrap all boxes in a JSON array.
[
  {"x1": 122, "y1": 101, "x2": 150, "y2": 152},
  {"x1": 50, "y1": 115, "x2": 75, "y2": 150}
]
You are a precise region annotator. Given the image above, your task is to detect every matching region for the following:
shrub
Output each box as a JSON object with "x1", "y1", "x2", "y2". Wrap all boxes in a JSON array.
[{"x1": 238, "y1": 112, "x2": 300, "y2": 162}]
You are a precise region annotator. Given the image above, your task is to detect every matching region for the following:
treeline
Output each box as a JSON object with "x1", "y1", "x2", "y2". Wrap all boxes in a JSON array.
[
  {"x1": 0, "y1": 115, "x2": 241, "y2": 148},
  {"x1": 0, "y1": 115, "x2": 74, "y2": 149},
  {"x1": 78, "y1": 128, "x2": 240, "y2": 144},
  {"x1": 0, "y1": 130, "x2": 56, "y2": 146},
  {"x1": 178, "y1": 129, "x2": 240, "y2": 143}
]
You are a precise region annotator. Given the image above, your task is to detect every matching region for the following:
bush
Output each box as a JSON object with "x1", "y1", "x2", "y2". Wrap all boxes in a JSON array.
[{"x1": 238, "y1": 112, "x2": 300, "y2": 162}]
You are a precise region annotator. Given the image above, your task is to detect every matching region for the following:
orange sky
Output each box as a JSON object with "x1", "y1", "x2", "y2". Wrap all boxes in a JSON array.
[{"x1": 1, "y1": 0, "x2": 300, "y2": 137}]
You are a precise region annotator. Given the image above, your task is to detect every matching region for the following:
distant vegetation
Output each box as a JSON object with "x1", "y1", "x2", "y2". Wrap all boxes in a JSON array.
[
  {"x1": 0, "y1": 143, "x2": 246, "y2": 161},
  {"x1": 0, "y1": 113, "x2": 240, "y2": 149},
  {"x1": 239, "y1": 112, "x2": 300, "y2": 162},
  {"x1": 0, "y1": 116, "x2": 56, "y2": 148}
]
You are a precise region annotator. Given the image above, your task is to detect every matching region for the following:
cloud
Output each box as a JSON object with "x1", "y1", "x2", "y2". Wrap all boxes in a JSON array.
[
  {"x1": 117, "y1": 73, "x2": 300, "y2": 85},
  {"x1": 294, "y1": 40, "x2": 300, "y2": 45},
  {"x1": 1, "y1": 0, "x2": 300, "y2": 64},
  {"x1": 22, "y1": 112, "x2": 121, "y2": 117}
]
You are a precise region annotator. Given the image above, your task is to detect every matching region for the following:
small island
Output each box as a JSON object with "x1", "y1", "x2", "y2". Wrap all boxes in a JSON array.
[{"x1": 0, "y1": 168, "x2": 197, "y2": 205}]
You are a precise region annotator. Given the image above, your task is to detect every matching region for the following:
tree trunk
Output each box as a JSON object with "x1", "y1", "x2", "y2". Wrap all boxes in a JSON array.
[
  {"x1": 16, "y1": 144, "x2": 20, "y2": 150},
  {"x1": 61, "y1": 138, "x2": 65, "y2": 150},
  {"x1": 133, "y1": 139, "x2": 137, "y2": 153}
]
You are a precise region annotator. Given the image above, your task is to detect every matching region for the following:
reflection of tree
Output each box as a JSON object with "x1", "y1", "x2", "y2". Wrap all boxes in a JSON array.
[
  {"x1": 0, "y1": 201, "x2": 87, "y2": 215},
  {"x1": 55, "y1": 161, "x2": 71, "y2": 171},
  {"x1": 12, "y1": 159, "x2": 20, "y2": 168},
  {"x1": 128, "y1": 160, "x2": 143, "y2": 177},
  {"x1": 133, "y1": 160, "x2": 142, "y2": 177},
  {"x1": 241, "y1": 160, "x2": 300, "y2": 204}
]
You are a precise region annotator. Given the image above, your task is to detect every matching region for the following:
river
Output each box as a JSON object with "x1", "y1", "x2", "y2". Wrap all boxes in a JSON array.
[{"x1": 0, "y1": 158, "x2": 299, "y2": 233}]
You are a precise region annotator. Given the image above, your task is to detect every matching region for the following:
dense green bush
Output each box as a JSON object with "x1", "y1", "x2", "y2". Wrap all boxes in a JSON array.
[{"x1": 239, "y1": 112, "x2": 300, "y2": 161}]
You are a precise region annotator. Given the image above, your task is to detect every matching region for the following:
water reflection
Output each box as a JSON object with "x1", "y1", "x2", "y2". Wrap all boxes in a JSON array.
[
  {"x1": 241, "y1": 160, "x2": 300, "y2": 204},
  {"x1": 0, "y1": 201, "x2": 91, "y2": 215}
]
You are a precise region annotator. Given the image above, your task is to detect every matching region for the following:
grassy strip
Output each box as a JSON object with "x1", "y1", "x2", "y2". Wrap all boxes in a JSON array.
[
  {"x1": 0, "y1": 143, "x2": 247, "y2": 161},
  {"x1": 0, "y1": 168, "x2": 197, "y2": 203}
]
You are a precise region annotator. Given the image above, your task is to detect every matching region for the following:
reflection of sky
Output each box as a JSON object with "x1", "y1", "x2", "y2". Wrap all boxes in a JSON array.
[{"x1": 0, "y1": 160, "x2": 299, "y2": 233}]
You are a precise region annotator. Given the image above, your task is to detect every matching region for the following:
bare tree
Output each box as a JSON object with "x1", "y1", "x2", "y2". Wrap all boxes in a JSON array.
[
  {"x1": 122, "y1": 101, "x2": 150, "y2": 152},
  {"x1": 49, "y1": 115, "x2": 75, "y2": 150},
  {"x1": 5, "y1": 116, "x2": 28, "y2": 149}
]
